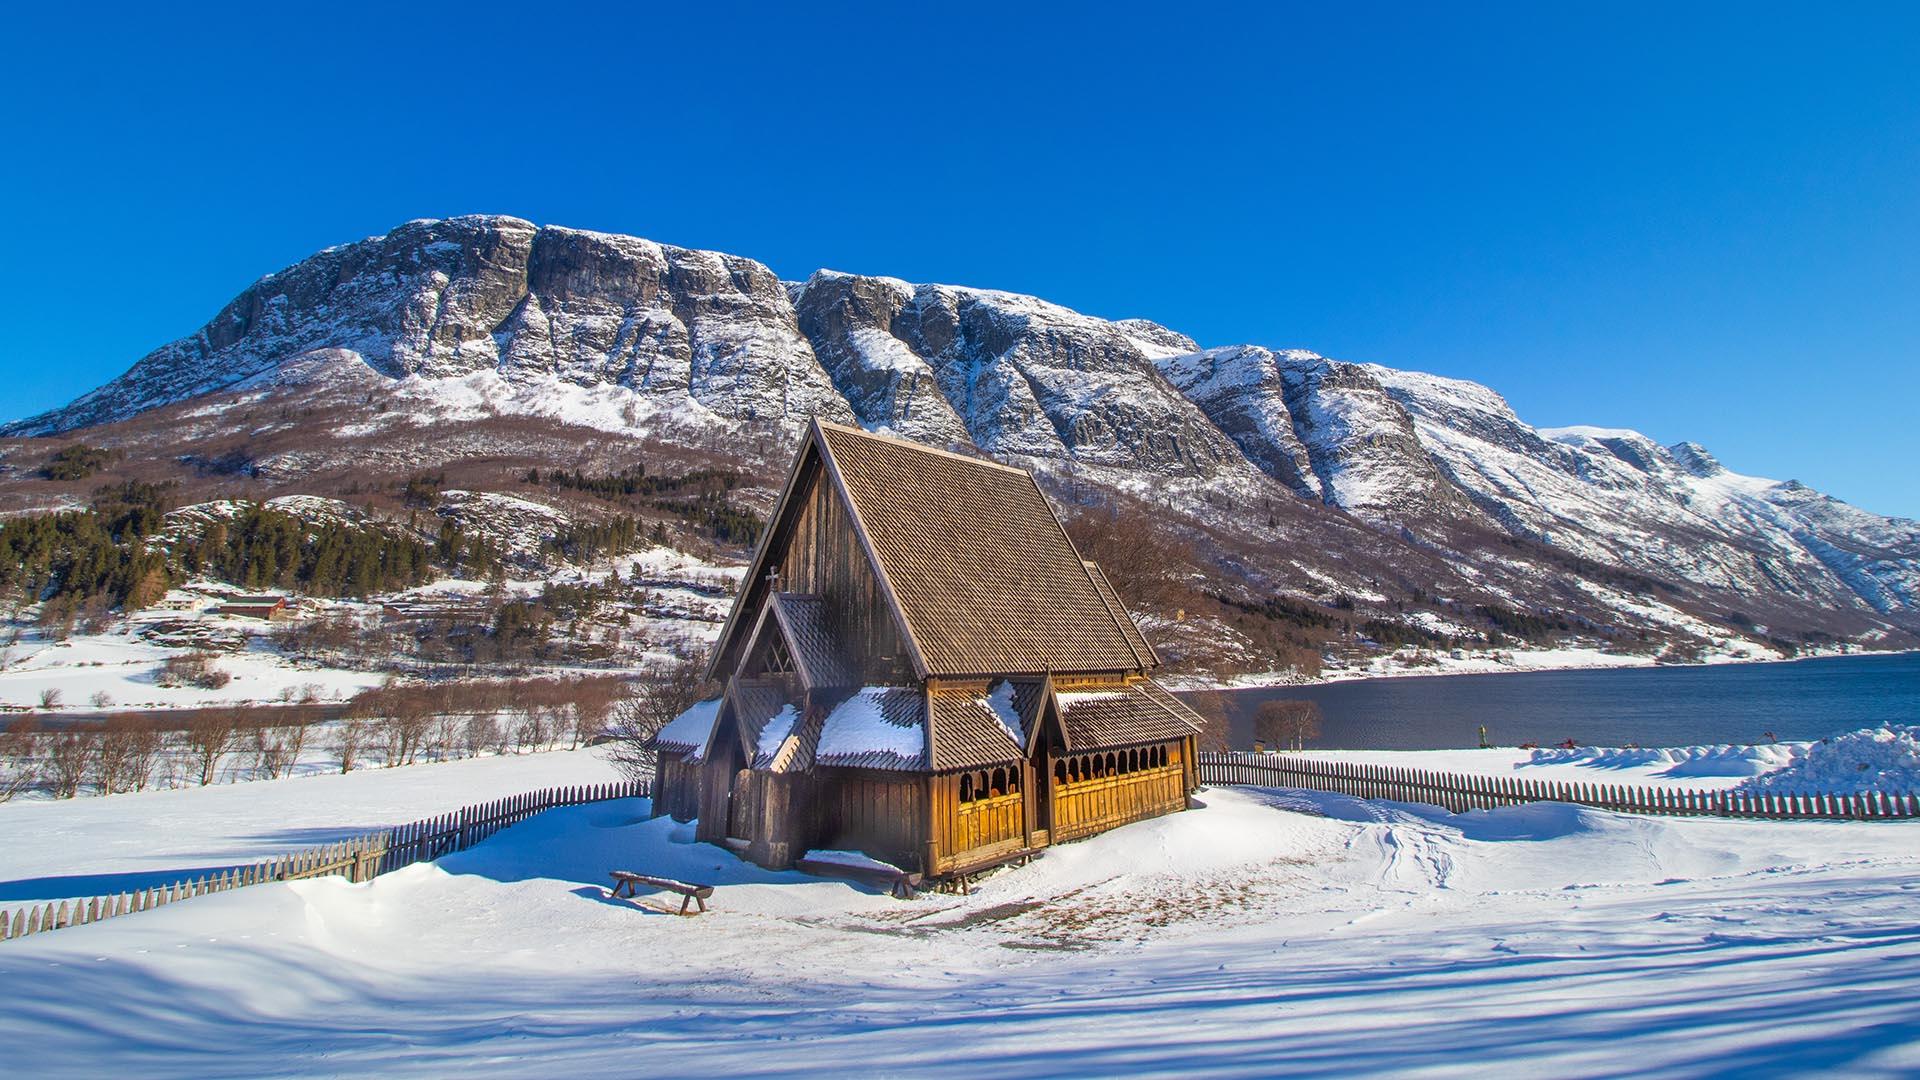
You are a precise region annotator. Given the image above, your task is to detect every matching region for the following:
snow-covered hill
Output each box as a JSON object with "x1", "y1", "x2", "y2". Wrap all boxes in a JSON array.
[{"x1": 4, "y1": 215, "x2": 1915, "y2": 650}]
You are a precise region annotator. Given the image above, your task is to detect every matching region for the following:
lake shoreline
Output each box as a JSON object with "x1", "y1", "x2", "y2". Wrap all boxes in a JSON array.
[
  {"x1": 1169, "y1": 645, "x2": 1918, "y2": 694},
  {"x1": 1178, "y1": 650, "x2": 1919, "y2": 752}
]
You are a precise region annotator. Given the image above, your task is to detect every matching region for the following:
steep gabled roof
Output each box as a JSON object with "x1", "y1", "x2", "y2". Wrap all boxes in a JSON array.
[
  {"x1": 768, "y1": 593, "x2": 860, "y2": 689},
  {"x1": 1083, "y1": 561, "x2": 1158, "y2": 669},
  {"x1": 708, "y1": 418, "x2": 1155, "y2": 681},
  {"x1": 818, "y1": 421, "x2": 1147, "y2": 677}
]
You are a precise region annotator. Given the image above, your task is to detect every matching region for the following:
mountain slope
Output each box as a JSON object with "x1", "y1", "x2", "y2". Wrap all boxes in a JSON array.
[{"x1": 5, "y1": 214, "x2": 1915, "y2": 658}]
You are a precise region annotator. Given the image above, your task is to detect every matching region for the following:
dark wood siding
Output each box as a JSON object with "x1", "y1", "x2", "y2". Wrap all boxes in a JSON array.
[
  {"x1": 653, "y1": 753, "x2": 702, "y2": 822},
  {"x1": 778, "y1": 468, "x2": 911, "y2": 683},
  {"x1": 817, "y1": 769, "x2": 927, "y2": 871}
]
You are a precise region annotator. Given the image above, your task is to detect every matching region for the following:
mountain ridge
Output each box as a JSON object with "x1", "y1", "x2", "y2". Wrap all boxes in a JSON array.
[{"x1": 6, "y1": 214, "x2": 1916, "y2": 657}]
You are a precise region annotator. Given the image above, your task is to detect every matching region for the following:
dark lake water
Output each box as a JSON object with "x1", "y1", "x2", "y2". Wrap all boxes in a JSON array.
[{"x1": 1192, "y1": 652, "x2": 1919, "y2": 751}]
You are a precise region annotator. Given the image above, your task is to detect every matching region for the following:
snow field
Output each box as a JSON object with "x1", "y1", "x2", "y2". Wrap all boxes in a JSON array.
[
  {"x1": 1290, "y1": 726, "x2": 1920, "y2": 795},
  {"x1": 2, "y1": 747, "x2": 1918, "y2": 1076}
]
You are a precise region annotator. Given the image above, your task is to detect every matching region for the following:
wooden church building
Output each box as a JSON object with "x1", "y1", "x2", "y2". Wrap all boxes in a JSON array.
[{"x1": 648, "y1": 419, "x2": 1202, "y2": 880}]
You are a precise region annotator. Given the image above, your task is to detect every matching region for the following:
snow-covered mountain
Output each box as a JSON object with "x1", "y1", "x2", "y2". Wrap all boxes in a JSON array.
[{"x1": 6, "y1": 214, "x2": 1915, "y2": 647}]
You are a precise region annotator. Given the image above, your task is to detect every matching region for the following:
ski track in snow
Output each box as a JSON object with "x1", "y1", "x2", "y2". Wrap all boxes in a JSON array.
[{"x1": 2, "y1": 753, "x2": 1918, "y2": 1077}]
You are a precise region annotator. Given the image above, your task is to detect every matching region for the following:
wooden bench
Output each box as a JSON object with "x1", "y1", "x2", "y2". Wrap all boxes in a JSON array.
[
  {"x1": 796, "y1": 856, "x2": 923, "y2": 899},
  {"x1": 935, "y1": 847, "x2": 1043, "y2": 895},
  {"x1": 609, "y1": 871, "x2": 714, "y2": 915}
]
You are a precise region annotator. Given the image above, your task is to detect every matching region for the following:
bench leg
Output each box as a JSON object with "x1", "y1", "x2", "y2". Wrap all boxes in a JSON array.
[{"x1": 679, "y1": 894, "x2": 692, "y2": 916}]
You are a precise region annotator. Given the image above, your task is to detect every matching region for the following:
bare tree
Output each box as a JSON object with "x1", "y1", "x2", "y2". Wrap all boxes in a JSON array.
[
  {"x1": 44, "y1": 729, "x2": 96, "y2": 798},
  {"x1": 96, "y1": 714, "x2": 161, "y2": 793},
  {"x1": 38, "y1": 687, "x2": 63, "y2": 711},
  {"x1": 1059, "y1": 501, "x2": 1199, "y2": 615},
  {"x1": 462, "y1": 712, "x2": 498, "y2": 758},
  {"x1": 0, "y1": 719, "x2": 42, "y2": 801},
  {"x1": 248, "y1": 719, "x2": 304, "y2": 780},
  {"x1": 332, "y1": 716, "x2": 372, "y2": 773},
  {"x1": 381, "y1": 686, "x2": 435, "y2": 767},
  {"x1": 181, "y1": 709, "x2": 241, "y2": 786},
  {"x1": 570, "y1": 677, "x2": 623, "y2": 749},
  {"x1": 1254, "y1": 699, "x2": 1323, "y2": 752},
  {"x1": 1184, "y1": 689, "x2": 1234, "y2": 753},
  {"x1": 603, "y1": 652, "x2": 713, "y2": 783}
]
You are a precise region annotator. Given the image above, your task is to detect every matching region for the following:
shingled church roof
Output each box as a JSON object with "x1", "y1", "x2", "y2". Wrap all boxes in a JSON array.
[{"x1": 711, "y1": 419, "x2": 1155, "y2": 681}]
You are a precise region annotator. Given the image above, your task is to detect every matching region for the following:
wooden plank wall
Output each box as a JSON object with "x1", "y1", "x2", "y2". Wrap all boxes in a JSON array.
[
  {"x1": 823, "y1": 772, "x2": 927, "y2": 869},
  {"x1": 653, "y1": 756, "x2": 702, "y2": 822},
  {"x1": 779, "y1": 467, "x2": 910, "y2": 682},
  {"x1": 938, "y1": 764, "x2": 1027, "y2": 866},
  {"x1": 1051, "y1": 740, "x2": 1188, "y2": 843}
]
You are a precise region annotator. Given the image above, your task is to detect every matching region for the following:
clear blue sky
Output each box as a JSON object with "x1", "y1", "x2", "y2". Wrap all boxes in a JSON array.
[{"x1": 5, "y1": 4, "x2": 1917, "y2": 516}]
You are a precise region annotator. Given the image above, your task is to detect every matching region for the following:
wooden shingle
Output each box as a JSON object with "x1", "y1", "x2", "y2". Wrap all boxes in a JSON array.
[
  {"x1": 816, "y1": 422, "x2": 1145, "y2": 678},
  {"x1": 1055, "y1": 680, "x2": 1201, "y2": 751}
]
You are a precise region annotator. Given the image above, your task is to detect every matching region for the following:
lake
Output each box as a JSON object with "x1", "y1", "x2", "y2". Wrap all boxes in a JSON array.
[{"x1": 1194, "y1": 652, "x2": 1919, "y2": 750}]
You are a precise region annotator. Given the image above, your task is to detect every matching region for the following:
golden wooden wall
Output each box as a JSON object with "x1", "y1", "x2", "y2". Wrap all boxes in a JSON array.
[
  {"x1": 1049, "y1": 740, "x2": 1188, "y2": 843},
  {"x1": 929, "y1": 769, "x2": 1029, "y2": 872}
]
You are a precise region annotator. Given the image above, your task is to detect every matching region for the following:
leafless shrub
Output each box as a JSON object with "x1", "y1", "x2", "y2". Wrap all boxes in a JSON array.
[
  {"x1": 248, "y1": 720, "x2": 305, "y2": 780},
  {"x1": 158, "y1": 652, "x2": 232, "y2": 690},
  {"x1": 97, "y1": 714, "x2": 163, "y2": 793},
  {"x1": 1060, "y1": 501, "x2": 1200, "y2": 615},
  {"x1": 45, "y1": 729, "x2": 97, "y2": 798},
  {"x1": 1184, "y1": 690, "x2": 1234, "y2": 753},
  {"x1": 603, "y1": 651, "x2": 713, "y2": 784},
  {"x1": 38, "y1": 687, "x2": 63, "y2": 711},
  {"x1": 1254, "y1": 699, "x2": 1323, "y2": 752},
  {"x1": 431, "y1": 708, "x2": 464, "y2": 761},
  {"x1": 570, "y1": 677, "x2": 624, "y2": 749},
  {"x1": 181, "y1": 709, "x2": 242, "y2": 785},
  {"x1": 462, "y1": 713, "x2": 498, "y2": 758},
  {"x1": 347, "y1": 682, "x2": 436, "y2": 767},
  {"x1": 0, "y1": 719, "x2": 42, "y2": 801},
  {"x1": 332, "y1": 716, "x2": 372, "y2": 773}
]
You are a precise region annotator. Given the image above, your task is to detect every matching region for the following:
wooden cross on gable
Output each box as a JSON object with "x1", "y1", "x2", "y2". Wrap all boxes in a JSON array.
[{"x1": 765, "y1": 567, "x2": 781, "y2": 592}]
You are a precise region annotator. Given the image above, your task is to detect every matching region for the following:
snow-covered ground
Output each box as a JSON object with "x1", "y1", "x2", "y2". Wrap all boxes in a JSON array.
[
  {"x1": 1192, "y1": 642, "x2": 1900, "y2": 691},
  {"x1": 4, "y1": 749, "x2": 1918, "y2": 1076},
  {"x1": 0, "y1": 623, "x2": 383, "y2": 711},
  {"x1": 0, "y1": 749, "x2": 620, "y2": 903},
  {"x1": 1287, "y1": 744, "x2": 1803, "y2": 790}
]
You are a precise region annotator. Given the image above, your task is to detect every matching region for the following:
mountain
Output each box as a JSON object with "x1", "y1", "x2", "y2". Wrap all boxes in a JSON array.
[{"x1": 5, "y1": 214, "x2": 1916, "y2": 668}]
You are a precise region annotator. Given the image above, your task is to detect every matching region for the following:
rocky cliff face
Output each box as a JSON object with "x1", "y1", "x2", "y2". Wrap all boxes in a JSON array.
[
  {"x1": 26, "y1": 217, "x2": 854, "y2": 433},
  {"x1": 8, "y1": 215, "x2": 1916, "y2": 640},
  {"x1": 791, "y1": 271, "x2": 1241, "y2": 477}
]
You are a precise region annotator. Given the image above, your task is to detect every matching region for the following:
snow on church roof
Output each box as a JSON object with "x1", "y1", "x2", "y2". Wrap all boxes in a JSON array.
[
  {"x1": 814, "y1": 687, "x2": 927, "y2": 771},
  {"x1": 650, "y1": 697, "x2": 721, "y2": 758}
]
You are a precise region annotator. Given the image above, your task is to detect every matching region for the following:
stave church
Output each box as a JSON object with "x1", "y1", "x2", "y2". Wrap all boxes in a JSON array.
[{"x1": 648, "y1": 419, "x2": 1202, "y2": 880}]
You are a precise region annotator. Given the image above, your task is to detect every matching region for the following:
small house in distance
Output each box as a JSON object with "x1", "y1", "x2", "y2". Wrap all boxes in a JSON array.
[
  {"x1": 649, "y1": 419, "x2": 1202, "y2": 881},
  {"x1": 217, "y1": 595, "x2": 290, "y2": 621}
]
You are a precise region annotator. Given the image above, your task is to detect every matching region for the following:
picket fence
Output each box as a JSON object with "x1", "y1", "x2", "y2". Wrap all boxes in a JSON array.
[
  {"x1": 0, "y1": 779, "x2": 650, "y2": 943},
  {"x1": 1197, "y1": 752, "x2": 1917, "y2": 821}
]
